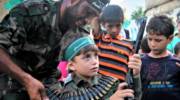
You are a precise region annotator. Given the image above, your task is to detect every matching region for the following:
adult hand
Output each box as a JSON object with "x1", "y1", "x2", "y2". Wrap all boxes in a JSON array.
[
  {"x1": 24, "y1": 75, "x2": 49, "y2": 100},
  {"x1": 90, "y1": 17, "x2": 100, "y2": 34},
  {"x1": 128, "y1": 54, "x2": 142, "y2": 76},
  {"x1": 110, "y1": 82, "x2": 134, "y2": 100}
]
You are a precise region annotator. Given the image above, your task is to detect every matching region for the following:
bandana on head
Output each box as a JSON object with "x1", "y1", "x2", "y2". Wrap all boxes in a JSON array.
[{"x1": 64, "y1": 36, "x2": 95, "y2": 61}]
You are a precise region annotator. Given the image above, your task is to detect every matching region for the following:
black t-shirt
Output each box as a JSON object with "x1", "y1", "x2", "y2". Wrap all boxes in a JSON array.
[{"x1": 141, "y1": 54, "x2": 180, "y2": 100}]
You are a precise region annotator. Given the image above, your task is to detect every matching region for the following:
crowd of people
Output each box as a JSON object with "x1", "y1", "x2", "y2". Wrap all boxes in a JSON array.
[{"x1": 0, "y1": 0, "x2": 180, "y2": 100}]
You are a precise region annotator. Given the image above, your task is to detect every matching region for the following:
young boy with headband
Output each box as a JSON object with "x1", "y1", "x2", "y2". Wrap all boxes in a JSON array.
[{"x1": 49, "y1": 29, "x2": 139, "y2": 100}]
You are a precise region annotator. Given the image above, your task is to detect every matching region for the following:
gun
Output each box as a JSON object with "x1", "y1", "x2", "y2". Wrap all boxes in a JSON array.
[{"x1": 126, "y1": 17, "x2": 147, "y2": 100}]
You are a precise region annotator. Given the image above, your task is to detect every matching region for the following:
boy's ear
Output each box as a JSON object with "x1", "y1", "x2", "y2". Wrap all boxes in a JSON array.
[
  {"x1": 168, "y1": 35, "x2": 174, "y2": 43},
  {"x1": 67, "y1": 61, "x2": 76, "y2": 71}
]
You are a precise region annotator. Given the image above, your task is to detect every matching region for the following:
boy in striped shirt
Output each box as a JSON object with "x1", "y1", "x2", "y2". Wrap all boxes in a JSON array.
[
  {"x1": 91, "y1": 5, "x2": 142, "y2": 99},
  {"x1": 92, "y1": 5, "x2": 140, "y2": 81}
]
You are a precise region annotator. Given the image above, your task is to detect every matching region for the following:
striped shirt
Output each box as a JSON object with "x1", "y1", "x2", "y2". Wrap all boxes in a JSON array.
[{"x1": 94, "y1": 33, "x2": 133, "y2": 81}]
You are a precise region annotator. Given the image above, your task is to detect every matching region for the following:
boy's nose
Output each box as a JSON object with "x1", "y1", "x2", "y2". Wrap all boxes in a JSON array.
[
  {"x1": 112, "y1": 27, "x2": 120, "y2": 32},
  {"x1": 91, "y1": 57, "x2": 99, "y2": 65},
  {"x1": 150, "y1": 41, "x2": 156, "y2": 47}
]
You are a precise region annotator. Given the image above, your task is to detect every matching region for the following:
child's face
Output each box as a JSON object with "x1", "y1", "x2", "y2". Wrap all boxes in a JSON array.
[
  {"x1": 147, "y1": 33, "x2": 172, "y2": 56},
  {"x1": 103, "y1": 22, "x2": 122, "y2": 37},
  {"x1": 69, "y1": 51, "x2": 99, "y2": 79}
]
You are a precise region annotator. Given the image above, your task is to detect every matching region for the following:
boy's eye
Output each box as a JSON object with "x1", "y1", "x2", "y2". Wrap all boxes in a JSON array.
[
  {"x1": 107, "y1": 24, "x2": 121, "y2": 28},
  {"x1": 85, "y1": 54, "x2": 91, "y2": 58},
  {"x1": 148, "y1": 38, "x2": 162, "y2": 42},
  {"x1": 83, "y1": 53, "x2": 91, "y2": 59},
  {"x1": 155, "y1": 39, "x2": 161, "y2": 42},
  {"x1": 148, "y1": 38, "x2": 152, "y2": 41},
  {"x1": 94, "y1": 52, "x2": 98, "y2": 58},
  {"x1": 82, "y1": 52, "x2": 98, "y2": 60}
]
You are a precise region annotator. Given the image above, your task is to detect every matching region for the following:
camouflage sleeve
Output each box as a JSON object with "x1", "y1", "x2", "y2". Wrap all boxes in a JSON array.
[{"x1": 0, "y1": 6, "x2": 27, "y2": 53}]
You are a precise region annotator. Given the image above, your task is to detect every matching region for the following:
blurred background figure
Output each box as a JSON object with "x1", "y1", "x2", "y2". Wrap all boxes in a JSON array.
[
  {"x1": 174, "y1": 42, "x2": 180, "y2": 58},
  {"x1": 167, "y1": 12, "x2": 180, "y2": 53}
]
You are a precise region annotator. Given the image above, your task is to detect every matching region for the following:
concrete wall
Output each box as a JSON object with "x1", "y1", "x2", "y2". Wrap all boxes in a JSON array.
[
  {"x1": 145, "y1": 0, "x2": 170, "y2": 10},
  {"x1": 145, "y1": 0, "x2": 180, "y2": 16}
]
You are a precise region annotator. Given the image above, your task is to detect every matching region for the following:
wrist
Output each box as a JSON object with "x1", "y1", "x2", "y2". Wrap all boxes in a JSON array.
[
  {"x1": 21, "y1": 74, "x2": 34, "y2": 87},
  {"x1": 133, "y1": 73, "x2": 140, "y2": 78}
]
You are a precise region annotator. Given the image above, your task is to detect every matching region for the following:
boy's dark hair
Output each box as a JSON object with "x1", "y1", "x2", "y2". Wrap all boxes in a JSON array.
[
  {"x1": 59, "y1": 29, "x2": 98, "y2": 61},
  {"x1": 140, "y1": 37, "x2": 151, "y2": 53},
  {"x1": 174, "y1": 42, "x2": 180, "y2": 55},
  {"x1": 99, "y1": 5, "x2": 124, "y2": 23},
  {"x1": 146, "y1": 15, "x2": 174, "y2": 38}
]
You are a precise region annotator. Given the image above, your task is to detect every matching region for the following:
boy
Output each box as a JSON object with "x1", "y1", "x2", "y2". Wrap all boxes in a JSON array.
[
  {"x1": 48, "y1": 29, "x2": 137, "y2": 100},
  {"x1": 92, "y1": 5, "x2": 141, "y2": 82},
  {"x1": 91, "y1": 5, "x2": 142, "y2": 100},
  {"x1": 141, "y1": 15, "x2": 180, "y2": 100}
]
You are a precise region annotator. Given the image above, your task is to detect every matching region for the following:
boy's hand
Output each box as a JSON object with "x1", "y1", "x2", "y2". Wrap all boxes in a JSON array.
[
  {"x1": 128, "y1": 54, "x2": 142, "y2": 76},
  {"x1": 176, "y1": 62, "x2": 180, "y2": 67},
  {"x1": 110, "y1": 82, "x2": 134, "y2": 100}
]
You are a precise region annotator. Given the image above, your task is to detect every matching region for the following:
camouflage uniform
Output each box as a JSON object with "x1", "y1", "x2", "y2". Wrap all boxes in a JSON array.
[{"x1": 0, "y1": 0, "x2": 64, "y2": 99}]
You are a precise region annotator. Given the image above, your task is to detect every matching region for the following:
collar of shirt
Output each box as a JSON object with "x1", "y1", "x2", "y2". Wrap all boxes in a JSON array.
[
  {"x1": 103, "y1": 33, "x2": 122, "y2": 40},
  {"x1": 71, "y1": 73, "x2": 100, "y2": 87}
]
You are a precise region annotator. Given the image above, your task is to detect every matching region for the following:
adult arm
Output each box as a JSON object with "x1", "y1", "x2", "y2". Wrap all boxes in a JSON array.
[
  {"x1": 0, "y1": 6, "x2": 48, "y2": 100},
  {"x1": 0, "y1": 48, "x2": 48, "y2": 100}
]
